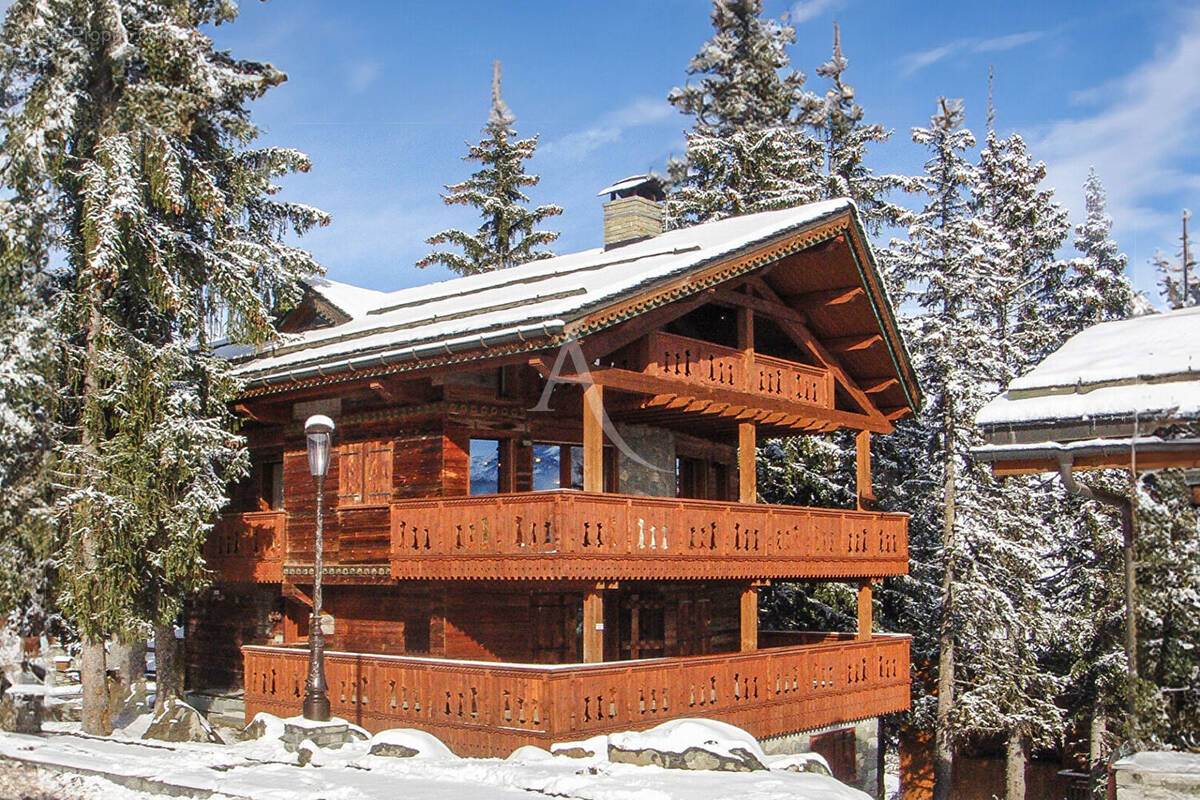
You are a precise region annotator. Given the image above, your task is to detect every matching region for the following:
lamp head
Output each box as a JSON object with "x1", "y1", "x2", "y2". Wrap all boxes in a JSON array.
[{"x1": 305, "y1": 415, "x2": 335, "y2": 479}]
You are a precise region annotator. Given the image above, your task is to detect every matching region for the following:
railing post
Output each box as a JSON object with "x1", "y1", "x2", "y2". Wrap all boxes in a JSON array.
[
  {"x1": 738, "y1": 423, "x2": 756, "y2": 504},
  {"x1": 740, "y1": 584, "x2": 758, "y2": 652},
  {"x1": 583, "y1": 584, "x2": 605, "y2": 663},
  {"x1": 857, "y1": 580, "x2": 873, "y2": 641},
  {"x1": 583, "y1": 384, "x2": 605, "y2": 493}
]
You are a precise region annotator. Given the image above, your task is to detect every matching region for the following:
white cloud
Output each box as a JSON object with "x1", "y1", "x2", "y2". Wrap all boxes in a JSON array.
[
  {"x1": 541, "y1": 97, "x2": 675, "y2": 162},
  {"x1": 346, "y1": 61, "x2": 382, "y2": 94},
  {"x1": 1031, "y1": 7, "x2": 1200, "y2": 293},
  {"x1": 899, "y1": 30, "x2": 1045, "y2": 77},
  {"x1": 789, "y1": 0, "x2": 846, "y2": 24}
]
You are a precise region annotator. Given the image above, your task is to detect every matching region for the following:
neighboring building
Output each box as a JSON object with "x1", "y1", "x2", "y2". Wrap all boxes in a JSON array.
[
  {"x1": 975, "y1": 305, "x2": 1200, "y2": 476},
  {"x1": 197, "y1": 184, "x2": 920, "y2": 791}
]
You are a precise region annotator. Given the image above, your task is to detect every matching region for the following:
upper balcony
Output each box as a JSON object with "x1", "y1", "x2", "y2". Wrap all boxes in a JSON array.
[
  {"x1": 205, "y1": 510, "x2": 284, "y2": 583},
  {"x1": 385, "y1": 491, "x2": 906, "y2": 581}
]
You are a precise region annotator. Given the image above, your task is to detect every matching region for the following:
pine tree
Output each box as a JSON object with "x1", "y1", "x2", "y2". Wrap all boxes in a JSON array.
[
  {"x1": 418, "y1": 62, "x2": 561, "y2": 275},
  {"x1": 0, "y1": 0, "x2": 328, "y2": 733},
  {"x1": 1154, "y1": 211, "x2": 1199, "y2": 309},
  {"x1": 810, "y1": 22, "x2": 904, "y2": 232},
  {"x1": 666, "y1": 0, "x2": 823, "y2": 225},
  {"x1": 879, "y1": 98, "x2": 996, "y2": 800},
  {"x1": 1061, "y1": 169, "x2": 1135, "y2": 330}
]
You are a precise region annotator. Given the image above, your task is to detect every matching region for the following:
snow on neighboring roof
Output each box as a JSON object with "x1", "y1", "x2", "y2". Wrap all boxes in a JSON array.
[
  {"x1": 306, "y1": 276, "x2": 392, "y2": 320},
  {"x1": 235, "y1": 199, "x2": 857, "y2": 387},
  {"x1": 1007, "y1": 306, "x2": 1200, "y2": 391},
  {"x1": 1112, "y1": 750, "x2": 1200, "y2": 774},
  {"x1": 976, "y1": 306, "x2": 1200, "y2": 429}
]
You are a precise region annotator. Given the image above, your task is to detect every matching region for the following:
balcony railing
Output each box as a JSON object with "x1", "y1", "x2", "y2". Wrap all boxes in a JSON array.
[
  {"x1": 243, "y1": 633, "x2": 910, "y2": 757},
  {"x1": 205, "y1": 510, "x2": 284, "y2": 583},
  {"x1": 388, "y1": 491, "x2": 907, "y2": 581},
  {"x1": 636, "y1": 331, "x2": 834, "y2": 409}
]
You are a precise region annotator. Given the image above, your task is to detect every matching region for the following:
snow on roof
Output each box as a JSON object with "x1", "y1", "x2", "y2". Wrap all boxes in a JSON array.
[
  {"x1": 234, "y1": 199, "x2": 856, "y2": 387},
  {"x1": 306, "y1": 277, "x2": 393, "y2": 320},
  {"x1": 976, "y1": 306, "x2": 1200, "y2": 429}
]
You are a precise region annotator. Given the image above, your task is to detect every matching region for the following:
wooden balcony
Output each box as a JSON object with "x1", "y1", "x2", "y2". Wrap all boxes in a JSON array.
[
  {"x1": 388, "y1": 491, "x2": 907, "y2": 581},
  {"x1": 204, "y1": 510, "x2": 284, "y2": 583},
  {"x1": 639, "y1": 331, "x2": 834, "y2": 409},
  {"x1": 242, "y1": 632, "x2": 910, "y2": 757}
]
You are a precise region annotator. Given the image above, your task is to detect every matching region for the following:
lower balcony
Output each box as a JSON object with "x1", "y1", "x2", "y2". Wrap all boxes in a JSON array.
[
  {"x1": 205, "y1": 510, "x2": 284, "y2": 583},
  {"x1": 242, "y1": 632, "x2": 910, "y2": 758}
]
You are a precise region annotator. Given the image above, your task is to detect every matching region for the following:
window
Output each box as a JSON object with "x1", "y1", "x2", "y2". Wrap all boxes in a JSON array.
[
  {"x1": 532, "y1": 443, "x2": 585, "y2": 491},
  {"x1": 262, "y1": 461, "x2": 284, "y2": 510},
  {"x1": 338, "y1": 439, "x2": 394, "y2": 507},
  {"x1": 469, "y1": 439, "x2": 500, "y2": 495}
]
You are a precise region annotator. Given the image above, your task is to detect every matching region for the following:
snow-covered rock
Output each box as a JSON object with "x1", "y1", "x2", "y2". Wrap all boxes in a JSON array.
[
  {"x1": 766, "y1": 752, "x2": 832, "y2": 775},
  {"x1": 141, "y1": 697, "x2": 222, "y2": 744},
  {"x1": 367, "y1": 728, "x2": 458, "y2": 760},
  {"x1": 507, "y1": 744, "x2": 555, "y2": 762},
  {"x1": 551, "y1": 734, "x2": 609, "y2": 759},
  {"x1": 240, "y1": 711, "x2": 286, "y2": 742},
  {"x1": 607, "y1": 719, "x2": 768, "y2": 773}
]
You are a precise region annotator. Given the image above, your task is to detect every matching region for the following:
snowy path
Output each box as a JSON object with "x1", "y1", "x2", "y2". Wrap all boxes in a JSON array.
[{"x1": 0, "y1": 727, "x2": 870, "y2": 800}]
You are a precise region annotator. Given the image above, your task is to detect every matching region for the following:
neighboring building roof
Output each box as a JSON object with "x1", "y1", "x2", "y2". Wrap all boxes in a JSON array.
[
  {"x1": 230, "y1": 199, "x2": 919, "y2": 415},
  {"x1": 974, "y1": 306, "x2": 1200, "y2": 474},
  {"x1": 976, "y1": 306, "x2": 1200, "y2": 430}
]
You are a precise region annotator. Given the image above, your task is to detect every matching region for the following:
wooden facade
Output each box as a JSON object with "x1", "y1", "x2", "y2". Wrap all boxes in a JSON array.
[{"x1": 194, "y1": 201, "x2": 919, "y2": 760}]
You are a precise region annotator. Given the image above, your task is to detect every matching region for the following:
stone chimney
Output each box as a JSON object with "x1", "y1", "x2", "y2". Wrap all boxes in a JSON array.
[{"x1": 598, "y1": 174, "x2": 666, "y2": 249}]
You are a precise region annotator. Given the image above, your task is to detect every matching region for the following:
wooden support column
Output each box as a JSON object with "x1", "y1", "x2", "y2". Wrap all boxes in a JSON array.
[
  {"x1": 740, "y1": 584, "x2": 758, "y2": 652},
  {"x1": 583, "y1": 585, "x2": 605, "y2": 663},
  {"x1": 856, "y1": 429, "x2": 876, "y2": 510},
  {"x1": 583, "y1": 383, "x2": 604, "y2": 493},
  {"x1": 737, "y1": 305, "x2": 754, "y2": 391},
  {"x1": 738, "y1": 422, "x2": 757, "y2": 504},
  {"x1": 857, "y1": 580, "x2": 873, "y2": 641}
]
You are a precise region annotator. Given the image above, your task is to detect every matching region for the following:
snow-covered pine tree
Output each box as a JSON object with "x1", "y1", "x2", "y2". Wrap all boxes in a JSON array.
[
  {"x1": 418, "y1": 61, "x2": 561, "y2": 275},
  {"x1": 973, "y1": 129, "x2": 1071, "y2": 378},
  {"x1": 810, "y1": 22, "x2": 904, "y2": 233},
  {"x1": 0, "y1": 0, "x2": 328, "y2": 733},
  {"x1": 666, "y1": 0, "x2": 823, "y2": 225},
  {"x1": 878, "y1": 98, "x2": 994, "y2": 800},
  {"x1": 1061, "y1": 169, "x2": 1135, "y2": 331},
  {"x1": 0, "y1": 196, "x2": 54, "y2": 634}
]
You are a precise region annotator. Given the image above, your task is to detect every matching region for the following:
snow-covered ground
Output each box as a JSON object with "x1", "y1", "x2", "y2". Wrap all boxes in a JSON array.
[{"x1": 0, "y1": 714, "x2": 872, "y2": 800}]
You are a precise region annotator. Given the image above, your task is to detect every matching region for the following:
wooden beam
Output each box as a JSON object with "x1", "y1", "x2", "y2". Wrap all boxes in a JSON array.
[
  {"x1": 792, "y1": 285, "x2": 865, "y2": 311},
  {"x1": 828, "y1": 334, "x2": 883, "y2": 354},
  {"x1": 856, "y1": 429, "x2": 876, "y2": 510},
  {"x1": 282, "y1": 580, "x2": 313, "y2": 609},
  {"x1": 583, "y1": 384, "x2": 605, "y2": 493},
  {"x1": 883, "y1": 406, "x2": 912, "y2": 421},
  {"x1": 712, "y1": 288, "x2": 806, "y2": 326},
  {"x1": 740, "y1": 584, "x2": 758, "y2": 652},
  {"x1": 739, "y1": 422, "x2": 757, "y2": 504},
  {"x1": 857, "y1": 581, "x2": 873, "y2": 641},
  {"x1": 745, "y1": 280, "x2": 887, "y2": 423},
  {"x1": 863, "y1": 377, "x2": 900, "y2": 394},
  {"x1": 583, "y1": 585, "x2": 605, "y2": 663},
  {"x1": 578, "y1": 290, "x2": 717, "y2": 362},
  {"x1": 582, "y1": 366, "x2": 892, "y2": 433}
]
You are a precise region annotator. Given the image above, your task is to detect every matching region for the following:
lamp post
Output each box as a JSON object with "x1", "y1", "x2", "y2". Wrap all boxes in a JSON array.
[{"x1": 303, "y1": 414, "x2": 334, "y2": 721}]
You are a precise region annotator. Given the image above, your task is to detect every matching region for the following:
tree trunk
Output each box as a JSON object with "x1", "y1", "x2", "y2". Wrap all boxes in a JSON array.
[
  {"x1": 79, "y1": 637, "x2": 110, "y2": 735},
  {"x1": 1089, "y1": 715, "x2": 1107, "y2": 770},
  {"x1": 153, "y1": 623, "x2": 182, "y2": 715},
  {"x1": 1005, "y1": 731, "x2": 1027, "y2": 800},
  {"x1": 933, "y1": 407, "x2": 957, "y2": 800}
]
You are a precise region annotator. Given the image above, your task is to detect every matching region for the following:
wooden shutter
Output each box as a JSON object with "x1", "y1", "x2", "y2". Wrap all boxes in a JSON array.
[
  {"x1": 338, "y1": 442, "x2": 365, "y2": 506},
  {"x1": 364, "y1": 440, "x2": 394, "y2": 504}
]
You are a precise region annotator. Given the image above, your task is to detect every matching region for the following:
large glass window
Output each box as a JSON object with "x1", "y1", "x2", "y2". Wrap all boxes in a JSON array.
[
  {"x1": 469, "y1": 439, "x2": 500, "y2": 495},
  {"x1": 532, "y1": 443, "x2": 585, "y2": 491}
]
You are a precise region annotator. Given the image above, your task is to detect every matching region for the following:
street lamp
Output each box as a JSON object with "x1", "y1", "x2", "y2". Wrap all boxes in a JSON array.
[{"x1": 303, "y1": 414, "x2": 334, "y2": 721}]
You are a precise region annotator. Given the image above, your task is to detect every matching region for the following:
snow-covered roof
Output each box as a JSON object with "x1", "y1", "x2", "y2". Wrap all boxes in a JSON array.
[
  {"x1": 976, "y1": 306, "x2": 1200, "y2": 430},
  {"x1": 232, "y1": 199, "x2": 916, "y2": 407}
]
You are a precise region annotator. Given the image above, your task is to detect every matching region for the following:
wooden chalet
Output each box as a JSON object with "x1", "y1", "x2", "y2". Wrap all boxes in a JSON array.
[{"x1": 196, "y1": 189, "x2": 921, "y2": 781}]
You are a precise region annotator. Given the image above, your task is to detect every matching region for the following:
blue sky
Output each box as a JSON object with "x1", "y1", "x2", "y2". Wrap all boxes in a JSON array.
[{"x1": 206, "y1": 0, "x2": 1200, "y2": 303}]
